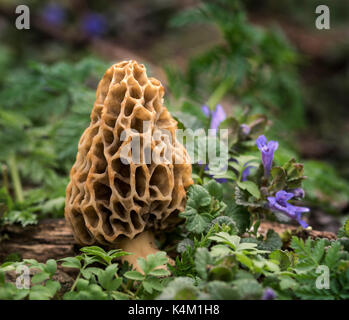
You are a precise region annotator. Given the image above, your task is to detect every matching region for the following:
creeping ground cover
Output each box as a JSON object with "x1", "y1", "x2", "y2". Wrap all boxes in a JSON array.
[{"x1": 1, "y1": 0, "x2": 349, "y2": 300}]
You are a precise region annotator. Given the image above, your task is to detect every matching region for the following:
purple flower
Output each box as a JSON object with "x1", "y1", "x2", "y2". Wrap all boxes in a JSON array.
[
  {"x1": 267, "y1": 190, "x2": 309, "y2": 228},
  {"x1": 81, "y1": 13, "x2": 107, "y2": 37},
  {"x1": 240, "y1": 124, "x2": 250, "y2": 136},
  {"x1": 41, "y1": 3, "x2": 66, "y2": 26},
  {"x1": 256, "y1": 135, "x2": 278, "y2": 177},
  {"x1": 201, "y1": 104, "x2": 226, "y2": 131},
  {"x1": 201, "y1": 105, "x2": 210, "y2": 118},
  {"x1": 262, "y1": 288, "x2": 276, "y2": 300},
  {"x1": 241, "y1": 165, "x2": 253, "y2": 181},
  {"x1": 290, "y1": 188, "x2": 305, "y2": 199}
]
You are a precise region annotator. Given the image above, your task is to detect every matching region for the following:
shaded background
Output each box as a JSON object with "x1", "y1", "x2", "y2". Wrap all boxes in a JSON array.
[{"x1": 0, "y1": 0, "x2": 348, "y2": 232}]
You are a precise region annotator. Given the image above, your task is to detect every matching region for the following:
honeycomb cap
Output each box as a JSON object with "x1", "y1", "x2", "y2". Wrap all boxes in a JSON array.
[{"x1": 65, "y1": 60, "x2": 193, "y2": 246}]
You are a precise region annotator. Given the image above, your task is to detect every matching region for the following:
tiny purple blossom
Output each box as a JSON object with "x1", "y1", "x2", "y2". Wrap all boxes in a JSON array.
[
  {"x1": 290, "y1": 188, "x2": 305, "y2": 199},
  {"x1": 240, "y1": 124, "x2": 250, "y2": 136},
  {"x1": 241, "y1": 165, "x2": 253, "y2": 181},
  {"x1": 201, "y1": 105, "x2": 210, "y2": 118},
  {"x1": 201, "y1": 104, "x2": 226, "y2": 131},
  {"x1": 81, "y1": 13, "x2": 107, "y2": 37},
  {"x1": 41, "y1": 3, "x2": 66, "y2": 26},
  {"x1": 256, "y1": 135, "x2": 278, "y2": 177},
  {"x1": 262, "y1": 288, "x2": 276, "y2": 300},
  {"x1": 268, "y1": 190, "x2": 309, "y2": 228},
  {"x1": 210, "y1": 104, "x2": 226, "y2": 131}
]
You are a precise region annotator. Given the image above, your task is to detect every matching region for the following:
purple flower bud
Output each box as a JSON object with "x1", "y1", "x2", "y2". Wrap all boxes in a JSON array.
[
  {"x1": 210, "y1": 104, "x2": 226, "y2": 131},
  {"x1": 201, "y1": 104, "x2": 226, "y2": 131},
  {"x1": 241, "y1": 165, "x2": 253, "y2": 181},
  {"x1": 240, "y1": 124, "x2": 250, "y2": 136},
  {"x1": 81, "y1": 13, "x2": 107, "y2": 37},
  {"x1": 267, "y1": 190, "x2": 309, "y2": 228},
  {"x1": 262, "y1": 288, "x2": 276, "y2": 300},
  {"x1": 201, "y1": 105, "x2": 210, "y2": 118},
  {"x1": 290, "y1": 188, "x2": 305, "y2": 199},
  {"x1": 41, "y1": 3, "x2": 66, "y2": 26},
  {"x1": 256, "y1": 135, "x2": 278, "y2": 177}
]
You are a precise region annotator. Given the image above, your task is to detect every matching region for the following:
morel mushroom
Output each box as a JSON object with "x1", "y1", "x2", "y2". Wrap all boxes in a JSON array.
[{"x1": 65, "y1": 60, "x2": 193, "y2": 270}]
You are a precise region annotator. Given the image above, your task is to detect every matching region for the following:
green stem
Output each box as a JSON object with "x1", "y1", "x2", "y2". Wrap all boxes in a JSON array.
[
  {"x1": 70, "y1": 270, "x2": 82, "y2": 292},
  {"x1": 207, "y1": 79, "x2": 232, "y2": 111},
  {"x1": 7, "y1": 154, "x2": 24, "y2": 202},
  {"x1": 1, "y1": 164, "x2": 10, "y2": 193},
  {"x1": 134, "y1": 282, "x2": 143, "y2": 297},
  {"x1": 199, "y1": 164, "x2": 205, "y2": 182}
]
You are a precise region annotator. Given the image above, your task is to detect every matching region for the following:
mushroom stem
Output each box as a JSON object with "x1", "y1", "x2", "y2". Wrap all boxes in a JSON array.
[{"x1": 119, "y1": 230, "x2": 173, "y2": 273}]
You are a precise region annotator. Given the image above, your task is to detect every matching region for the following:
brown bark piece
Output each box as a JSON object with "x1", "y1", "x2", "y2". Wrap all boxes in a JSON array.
[{"x1": 0, "y1": 219, "x2": 76, "y2": 263}]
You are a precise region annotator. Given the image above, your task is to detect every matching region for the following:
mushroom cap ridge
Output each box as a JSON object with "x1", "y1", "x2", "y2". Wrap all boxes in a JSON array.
[{"x1": 65, "y1": 60, "x2": 193, "y2": 246}]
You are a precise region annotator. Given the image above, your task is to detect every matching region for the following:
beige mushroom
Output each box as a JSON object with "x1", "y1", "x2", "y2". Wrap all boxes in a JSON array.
[{"x1": 65, "y1": 60, "x2": 193, "y2": 271}]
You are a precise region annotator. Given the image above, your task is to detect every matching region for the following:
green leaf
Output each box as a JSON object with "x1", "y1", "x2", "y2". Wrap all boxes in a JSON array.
[
  {"x1": 76, "y1": 279, "x2": 89, "y2": 291},
  {"x1": 312, "y1": 239, "x2": 325, "y2": 263},
  {"x1": 187, "y1": 185, "x2": 211, "y2": 208},
  {"x1": 233, "y1": 279, "x2": 263, "y2": 299},
  {"x1": 279, "y1": 276, "x2": 298, "y2": 290},
  {"x1": 139, "y1": 252, "x2": 169, "y2": 275},
  {"x1": 345, "y1": 219, "x2": 349, "y2": 237},
  {"x1": 207, "y1": 281, "x2": 240, "y2": 300},
  {"x1": 209, "y1": 232, "x2": 241, "y2": 249},
  {"x1": 111, "y1": 292, "x2": 130, "y2": 300},
  {"x1": 142, "y1": 280, "x2": 154, "y2": 294},
  {"x1": 124, "y1": 271, "x2": 145, "y2": 281},
  {"x1": 208, "y1": 265, "x2": 235, "y2": 282},
  {"x1": 237, "y1": 180, "x2": 261, "y2": 199},
  {"x1": 325, "y1": 241, "x2": 341, "y2": 269},
  {"x1": 204, "y1": 180, "x2": 223, "y2": 200},
  {"x1": 145, "y1": 278, "x2": 163, "y2": 291},
  {"x1": 236, "y1": 253, "x2": 253, "y2": 270},
  {"x1": 45, "y1": 280, "x2": 61, "y2": 296},
  {"x1": 29, "y1": 285, "x2": 52, "y2": 300},
  {"x1": 185, "y1": 213, "x2": 211, "y2": 234},
  {"x1": 31, "y1": 272, "x2": 50, "y2": 284},
  {"x1": 81, "y1": 267, "x2": 101, "y2": 280},
  {"x1": 226, "y1": 202, "x2": 251, "y2": 234},
  {"x1": 45, "y1": 259, "x2": 57, "y2": 275},
  {"x1": 157, "y1": 277, "x2": 197, "y2": 300},
  {"x1": 269, "y1": 250, "x2": 291, "y2": 271},
  {"x1": 97, "y1": 264, "x2": 121, "y2": 291},
  {"x1": 260, "y1": 230, "x2": 282, "y2": 251},
  {"x1": 80, "y1": 246, "x2": 111, "y2": 264},
  {"x1": 149, "y1": 269, "x2": 170, "y2": 277},
  {"x1": 195, "y1": 248, "x2": 211, "y2": 280},
  {"x1": 60, "y1": 257, "x2": 81, "y2": 269}
]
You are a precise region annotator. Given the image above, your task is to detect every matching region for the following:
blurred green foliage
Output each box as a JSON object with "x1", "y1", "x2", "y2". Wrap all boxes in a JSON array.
[
  {"x1": 0, "y1": 54, "x2": 108, "y2": 223},
  {"x1": 167, "y1": 0, "x2": 304, "y2": 131}
]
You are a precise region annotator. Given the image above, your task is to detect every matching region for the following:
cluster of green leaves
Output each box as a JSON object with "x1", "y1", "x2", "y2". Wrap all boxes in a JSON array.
[
  {"x1": 167, "y1": 0, "x2": 304, "y2": 131},
  {"x1": 0, "y1": 55, "x2": 108, "y2": 226},
  {"x1": 0, "y1": 258, "x2": 60, "y2": 300},
  {"x1": 1, "y1": 216, "x2": 349, "y2": 300},
  {"x1": 167, "y1": 0, "x2": 349, "y2": 214},
  {"x1": 160, "y1": 229, "x2": 283, "y2": 300},
  {"x1": 262, "y1": 235, "x2": 349, "y2": 300},
  {"x1": 179, "y1": 181, "x2": 227, "y2": 234},
  {"x1": 0, "y1": 246, "x2": 171, "y2": 300}
]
